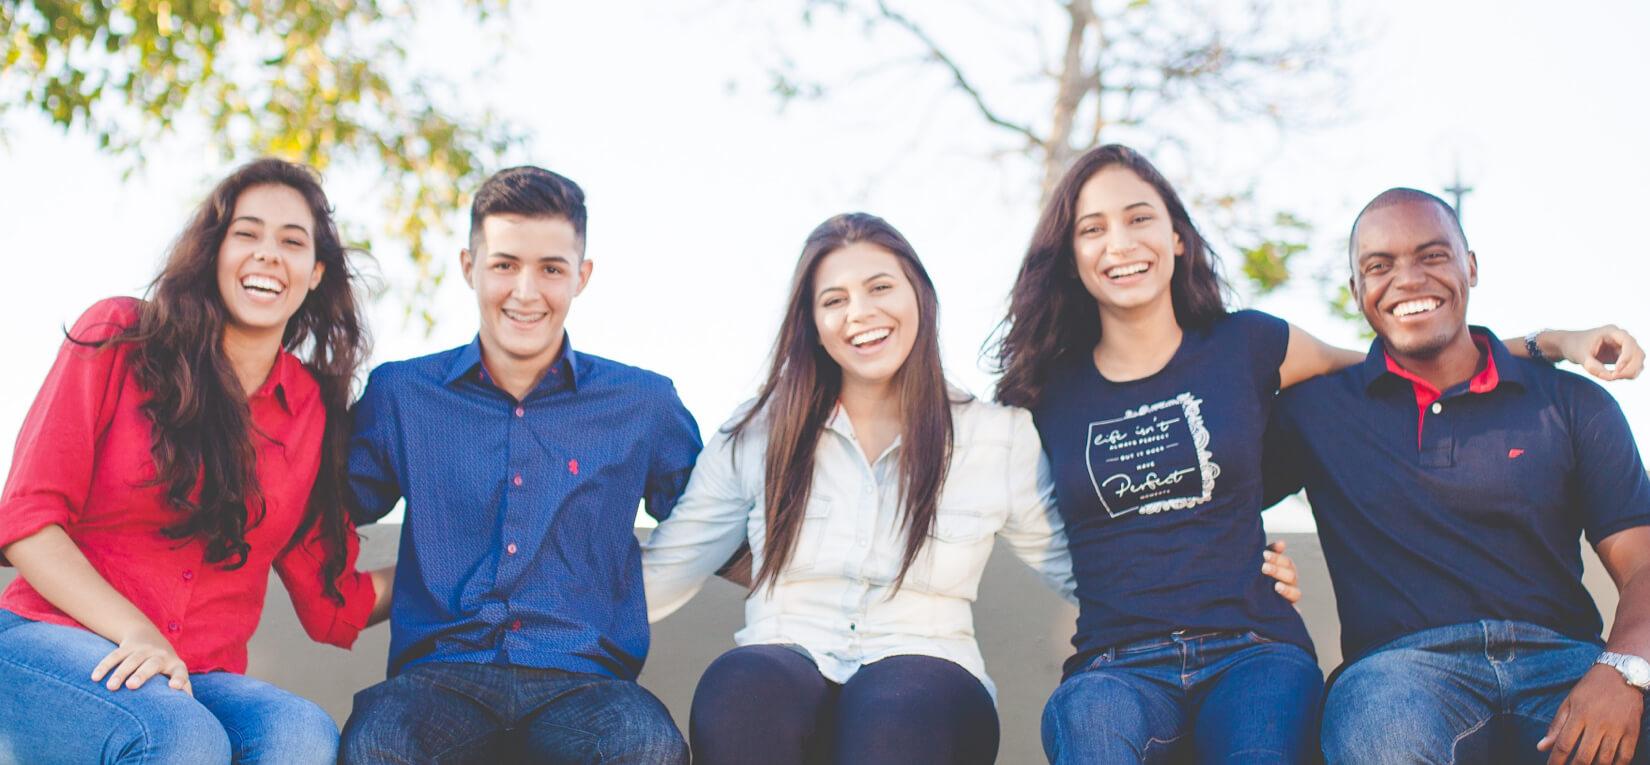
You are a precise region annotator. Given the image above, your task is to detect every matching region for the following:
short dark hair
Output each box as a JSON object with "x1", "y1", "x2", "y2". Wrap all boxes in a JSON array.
[
  {"x1": 468, "y1": 166, "x2": 588, "y2": 254},
  {"x1": 1348, "y1": 187, "x2": 1469, "y2": 265}
]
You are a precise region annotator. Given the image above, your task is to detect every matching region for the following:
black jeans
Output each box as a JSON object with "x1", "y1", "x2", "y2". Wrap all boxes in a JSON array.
[{"x1": 689, "y1": 644, "x2": 999, "y2": 765}]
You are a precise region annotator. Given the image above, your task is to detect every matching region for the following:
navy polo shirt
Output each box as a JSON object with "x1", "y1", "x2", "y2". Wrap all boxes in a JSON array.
[
  {"x1": 348, "y1": 336, "x2": 703, "y2": 678},
  {"x1": 1265, "y1": 328, "x2": 1650, "y2": 662},
  {"x1": 1032, "y1": 310, "x2": 1312, "y2": 674}
]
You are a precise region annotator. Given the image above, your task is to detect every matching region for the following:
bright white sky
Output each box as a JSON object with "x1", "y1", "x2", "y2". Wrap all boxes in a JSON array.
[{"x1": 1, "y1": 1, "x2": 1645, "y2": 532}]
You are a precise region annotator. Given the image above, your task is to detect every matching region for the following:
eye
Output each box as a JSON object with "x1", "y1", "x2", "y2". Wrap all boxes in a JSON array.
[
  {"x1": 1079, "y1": 224, "x2": 1103, "y2": 236},
  {"x1": 492, "y1": 261, "x2": 514, "y2": 271},
  {"x1": 1130, "y1": 214, "x2": 1153, "y2": 225},
  {"x1": 283, "y1": 238, "x2": 304, "y2": 247},
  {"x1": 1365, "y1": 262, "x2": 1390, "y2": 274},
  {"x1": 1424, "y1": 251, "x2": 1450, "y2": 262},
  {"x1": 822, "y1": 296, "x2": 845, "y2": 308},
  {"x1": 234, "y1": 230, "x2": 255, "y2": 239},
  {"x1": 543, "y1": 265, "x2": 562, "y2": 275},
  {"x1": 870, "y1": 282, "x2": 892, "y2": 293}
]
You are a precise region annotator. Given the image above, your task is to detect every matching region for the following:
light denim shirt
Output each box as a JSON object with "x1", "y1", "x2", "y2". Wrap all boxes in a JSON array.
[{"x1": 642, "y1": 393, "x2": 1075, "y2": 699}]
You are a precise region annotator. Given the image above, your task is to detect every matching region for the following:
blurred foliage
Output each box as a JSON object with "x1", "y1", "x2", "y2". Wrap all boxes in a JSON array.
[
  {"x1": 0, "y1": 0, "x2": 524, "y2": 330},
  {"x1": 774, "y1": 0, "x2": 1353, "y2": 304}
]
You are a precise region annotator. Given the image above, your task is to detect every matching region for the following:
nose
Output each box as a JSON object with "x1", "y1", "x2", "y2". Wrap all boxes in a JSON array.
[
  {"x1": 1105, "y1": 228, "x2": 1137, "y2": 257},
  {"x1": 510, "y1": 268, "x2": 535, "y2": 300},
  {"x1": 1390, "y1": 257, "x2": 1427, "y2": 290},
  {"x1": 846, "y1": 291, "x2": 878, "y2": 325}
]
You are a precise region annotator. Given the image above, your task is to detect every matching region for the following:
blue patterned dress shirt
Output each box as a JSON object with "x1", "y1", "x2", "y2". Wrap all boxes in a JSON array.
[{"x1": 347, "y1": 336, "x2": 703, "y2": 678}]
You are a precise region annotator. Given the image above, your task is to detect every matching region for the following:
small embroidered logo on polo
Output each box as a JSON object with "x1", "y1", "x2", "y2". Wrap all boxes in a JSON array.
[
  {"x1": 1508, "y1": 448, "x2": 1525, "y2": 459},
  {"x1": 568, "y1": 459, "x2": 580, "y2": 475}
]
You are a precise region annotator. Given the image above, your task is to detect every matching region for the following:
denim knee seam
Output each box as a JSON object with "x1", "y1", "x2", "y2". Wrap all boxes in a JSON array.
[
  {"x1": 0, "y1": 651, "x2": 161, "y2": 752},
  {"x1": 1447, "y1": 714, "x2": 1494, "y2": 765}
]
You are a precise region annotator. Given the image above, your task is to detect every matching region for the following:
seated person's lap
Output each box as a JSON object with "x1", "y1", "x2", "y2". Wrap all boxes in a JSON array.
[
  {"x1": 1322, "y1": 621, "x2": 1649, "y2": 765},
  {"x1": 340, "y1": 661, "x2": 684, "y2": 765}
]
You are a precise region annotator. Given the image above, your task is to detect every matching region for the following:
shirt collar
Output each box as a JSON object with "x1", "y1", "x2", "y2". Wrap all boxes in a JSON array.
[
  {"x1": 442, "y1": 334, "x2": 582, "y2": 394},
  {"x1": 251, "y1": 350, "x2": 299, "y2": 413},
  {"x1": 1360, "y1": 326, "x2": 1526, "y2": 398}
]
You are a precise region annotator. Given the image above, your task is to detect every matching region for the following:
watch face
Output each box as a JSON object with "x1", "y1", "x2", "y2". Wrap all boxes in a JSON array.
[{"x1": 1625, "y1": 657, "x2": 1650, "y2": 688}]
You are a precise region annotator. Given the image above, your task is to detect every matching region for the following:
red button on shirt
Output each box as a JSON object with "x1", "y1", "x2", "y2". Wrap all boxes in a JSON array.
[
  {"x1": 512, "y1": 474, "x2": 523, "y2": 487},
  {"x1": 0, "y1": 298, "x2": 377, "y2": 674},
  {"x1": 514, "y1": 406, "x2": 525, "y2": 418},
  {"x1": 181, "y1": 570, "x2": 193, "y2": 582},
  {"x1": 506, "y1": 543, "x2": 518, "y2": 555}
]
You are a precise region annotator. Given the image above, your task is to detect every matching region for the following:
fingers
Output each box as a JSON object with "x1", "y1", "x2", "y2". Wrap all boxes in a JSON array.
[
  {"x1": 124, "y1": 654, "x2": 169, "y2": 690},
  {"x1": 1543, "y1": 708, "x2": 1583, "y2": 765},
  {"x1": 90, "y1": 646, "x2": 126, "y2": 684},
  {"x1": 1570, "y1": 725, "x2": 1607, "y2": 765},
  {"x1": 1267, "y1": 539, "x2": 1288, "y2": 553},
  {"x1": 1613, "y1": 332, "x2": 1644, "y2": 379},
  {"x1": 104, "y1": 651, "x2": 150, "y2": 691},
  {"x1": 1274, "y1": 581, "x2": 1303, "y2": 603},
  {"x1": 1539, "y1": 704, "x2": 1570, "y2": 753},
  {"x1": 1614, "y1": 727, "x2": 1639, "y2": 765}
]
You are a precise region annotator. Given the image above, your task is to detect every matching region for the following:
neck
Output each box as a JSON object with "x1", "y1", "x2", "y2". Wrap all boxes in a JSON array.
[
  {"x1": 222, "y1": 325, "x2": 283, "y2": 397},
  {"x1": 1093, "y1": 298, "x2": 1183, "y2": 381},
  {"x1": 480, "y1": 335, "x2": 563, "y2": 401},
  {"x1": 839, "y1": 375, "x2": 901, "y2": 423},
  {"x1": 1387, "y1": 330, "x2": 1482, "y2": 392}
]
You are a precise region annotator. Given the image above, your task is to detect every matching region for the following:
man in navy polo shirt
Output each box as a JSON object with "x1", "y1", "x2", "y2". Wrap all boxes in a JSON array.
[
  {"x1": 1266, "y1": 188, "x2": 1650, "y2": 765},
  {"x1": 338, "y1": 166, "x2": 702, "y2": 764}
]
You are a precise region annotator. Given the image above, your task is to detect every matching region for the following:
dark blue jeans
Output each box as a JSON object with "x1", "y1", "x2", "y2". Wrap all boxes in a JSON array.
[
  {"x1": 338, "y1": 661, "x2": 687, "y2": 765},
  {"x1": 1042, "y1": 630, "x2": 1323, "y2": 764},
  {"x1": 1321, "y1": 620, "x2": 1650, "y2": 765}
]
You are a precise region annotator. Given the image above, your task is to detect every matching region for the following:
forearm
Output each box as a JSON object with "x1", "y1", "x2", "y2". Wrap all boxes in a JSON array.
[
  {"x1": 1503, "y1": 329, "x2": 1561, "y2": 360},
  {"x1": 1606, "y1": 565, "x2": 1650, "y2": 658},
  {"x1": 366, "y1": 565, "x2": 395, "y2": 627},
  {"x1": 2, "y1": 525, "x2": 160, "y2": 643}
]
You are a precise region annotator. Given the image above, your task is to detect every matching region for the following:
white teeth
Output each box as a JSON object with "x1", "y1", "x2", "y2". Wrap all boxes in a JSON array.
[
  {"x1": 1392, "y1": 298, "x2": 1441, "y2": 317},
  {"x1": 241, "y1": 275, "x2": 284, "y2": 294},
  {"x1": 1107, "y1": 262, "x2": 1149, "y2": 279},
  {"x1": 850, "y1": 328, "x2": 891, "y2": 347},
  {"x1": 503, "y1": 309, "x2": 547, "y2": 323}
]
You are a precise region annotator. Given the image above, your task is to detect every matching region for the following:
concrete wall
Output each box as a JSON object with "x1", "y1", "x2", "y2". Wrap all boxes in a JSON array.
[{"x1": 0, "y1": 525, "x2": 1618, "y2": 763}]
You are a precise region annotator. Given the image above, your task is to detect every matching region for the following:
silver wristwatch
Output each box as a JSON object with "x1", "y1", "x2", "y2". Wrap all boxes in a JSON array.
[{"x1": 1596, "y1": 651, "x2": 1650, "y2": 691}]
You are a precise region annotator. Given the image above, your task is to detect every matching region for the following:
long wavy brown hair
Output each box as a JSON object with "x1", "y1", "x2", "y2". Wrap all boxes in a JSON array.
[
  {"x1": 990, "y1": 144, "x2": 1229, "y2": 409},
  {"x1": 733, "y1": 213, "x2": 956, "y2": 593},
  {"x1": 82, "y1": 159, "x2": 368, "y2": 601}
]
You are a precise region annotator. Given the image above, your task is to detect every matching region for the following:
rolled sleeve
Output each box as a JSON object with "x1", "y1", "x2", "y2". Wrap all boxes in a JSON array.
[
  {"x1": 274, "y1": 518, "x2": 377, "y2": 648},
  {"x1": 0, "y1": 299, "x2": 135, "y2": 561}
]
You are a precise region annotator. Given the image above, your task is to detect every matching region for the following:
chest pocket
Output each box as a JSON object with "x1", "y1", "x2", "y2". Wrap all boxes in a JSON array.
[
  {"x1": 782, "y1": 495, "x2": 836, "y2": 578},
  {"x1": 908, "y1": 507, "x2": 994, "y2": 596}
]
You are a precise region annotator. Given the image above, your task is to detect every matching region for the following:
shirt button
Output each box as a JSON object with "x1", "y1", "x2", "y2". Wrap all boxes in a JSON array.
[
  {"x1": 511, "y1": 619, "x2": 522, "y2": 631},
  {"x1": 166, "y1": 621, "x2": 180, "y2": 633},
  {"x1": 514, "y1": 406, "x2": 525, "y2": 417},
  {"x1": 1431, "y1": 402, "x2": 1443, "y2": 414},
  {"x1": 512, "y1": 474, "x2": 523, "y2": 486},
  {"x1": 849, "y1": 622, "x2": 857, "y2": 631},
  {"x1": 507, "y1": 543, "x2": 518, "y2": 555},
  {"x1": 181, "y1": 570, "x2": 193, "y2": 582}
]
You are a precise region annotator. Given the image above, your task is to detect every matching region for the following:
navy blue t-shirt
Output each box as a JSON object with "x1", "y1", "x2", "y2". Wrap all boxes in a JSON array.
[
  {"x1": 1265, "y1": 329, "x2": 1650, "y2": 662},
  {"x1": 1032, "y1": 310, "x2": 1312, "y2": 673}
]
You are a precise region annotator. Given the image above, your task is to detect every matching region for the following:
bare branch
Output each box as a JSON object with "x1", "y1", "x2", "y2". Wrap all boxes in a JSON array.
[{"x1": 870, "y1": 0, "x2": 1045, "y2": 149}]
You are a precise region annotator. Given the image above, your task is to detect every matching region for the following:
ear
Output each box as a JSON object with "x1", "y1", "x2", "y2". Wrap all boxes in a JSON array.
[
  {"x1": 1466, "y1": 250, "x2": 1478, "y2": 288},
  {"x1": 308, "y1": 260, "x2": 326, "y2": 291},
  {"x1": 1173, "y1": 231, "x2": 1185, "y2": 257},
  {"x1": 573, "y1": 257, "x2": 594, "y2": 297},
  {"x1": 460, "y1": 248, "x2": 477, "y2": 288}
]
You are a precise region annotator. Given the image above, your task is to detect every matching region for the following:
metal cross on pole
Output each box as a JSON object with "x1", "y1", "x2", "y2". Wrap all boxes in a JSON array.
[{"x1": 1443, "y1": 162, "x2": 1474, "y2": 221}]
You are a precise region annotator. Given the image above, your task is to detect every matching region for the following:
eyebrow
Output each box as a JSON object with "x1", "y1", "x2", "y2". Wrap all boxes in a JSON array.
[
  {"x1": 1357, "y1": 238, "x2": 1457, "y2": 262},
  {"x1": 488, "y1": 252, "x2": 574, "y2": 264},
  {"x1": 1076, "y1": 201, "x2": 1156, "y2": 222},
  {"x1": 231, "y1": 215, "x2": 312, "y2": 237}
]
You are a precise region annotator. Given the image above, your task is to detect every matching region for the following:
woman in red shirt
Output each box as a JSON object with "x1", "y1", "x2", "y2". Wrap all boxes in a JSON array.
[{"x1": 0, "y1": 159, "x2": 392, "y2": 764}]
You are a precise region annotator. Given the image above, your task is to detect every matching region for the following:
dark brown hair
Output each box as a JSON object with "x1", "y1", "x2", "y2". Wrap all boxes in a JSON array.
[
  {"x1": 990, "y1": 144, "x2": 1229, "y2": 408},
  {"x1": 733, "y1": 213, "x2": 956, "y2": 592},
  {"x1": 83, "y1": 158, "x2": 368, "y2": 601},
  {"x1": 467, "y1": 165, "x2": 588, "y2": 254}
]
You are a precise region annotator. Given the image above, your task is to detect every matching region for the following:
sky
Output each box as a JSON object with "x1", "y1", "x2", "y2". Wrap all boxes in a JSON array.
[{"x1": 1, "y1": 0, "x2": 1646, "y2": 532}]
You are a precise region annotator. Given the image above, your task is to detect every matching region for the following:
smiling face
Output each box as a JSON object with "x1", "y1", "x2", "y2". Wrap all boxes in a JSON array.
[
  {"x1": 811, "y1": 242, "x2": 922, "y2": 393},
  {"x1": 462, "y1": 213, "x2": 592, "y2": 374},
  {"x1": 1351, "y1": 198, "x2": 1477, "y2": 360},
  {"x1": 215, "y1": 183, "x2": 325, "y2": 345},
  {"x1": 1071, "y1": 166, "x2": 1185, "y2": 316}
]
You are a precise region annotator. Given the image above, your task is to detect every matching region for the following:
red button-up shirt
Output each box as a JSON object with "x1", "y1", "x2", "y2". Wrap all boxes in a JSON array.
[{"x1": 0, "y1": 297, "x2": 375, "y2": 673}]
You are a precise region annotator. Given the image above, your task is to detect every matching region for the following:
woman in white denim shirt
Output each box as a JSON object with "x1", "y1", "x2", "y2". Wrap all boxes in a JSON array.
[{"x1": 642, "y1": 213, "x2": 1297, "y2": 765}]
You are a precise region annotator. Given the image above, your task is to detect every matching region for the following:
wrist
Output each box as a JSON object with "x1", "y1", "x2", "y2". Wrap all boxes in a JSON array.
[
  {"x1": 1527, "y1": 329, "x2": 1564, "y2": 364},
  {"x1": 1597, "y1": 651, "x2": 1650, "y2": 692}
]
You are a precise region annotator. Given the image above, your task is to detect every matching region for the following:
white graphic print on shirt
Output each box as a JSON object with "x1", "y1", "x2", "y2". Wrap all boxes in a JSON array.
[{"x1": 1085, "y1": 392, "x2": 1220, "y2": 518}]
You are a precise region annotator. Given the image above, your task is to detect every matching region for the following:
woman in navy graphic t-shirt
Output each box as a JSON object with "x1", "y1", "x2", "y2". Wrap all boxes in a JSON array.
[{"x1": 990, "y1": 144, "x2": 1623, "y2": 764}]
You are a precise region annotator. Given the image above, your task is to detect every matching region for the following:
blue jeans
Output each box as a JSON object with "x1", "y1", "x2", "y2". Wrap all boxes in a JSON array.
[
  {"x1": 1042, "y1": 630, "x2": 1323, "y2": 764},
  {"x1": 1322, "y1": 620, "x2": 1650, "y2": 765},
  {"x1": 339, "y1": 660, "x2": 687, "y2": 764},
  {"x1": 0, "y1": 609, "x2": 337, "y2": 764}
]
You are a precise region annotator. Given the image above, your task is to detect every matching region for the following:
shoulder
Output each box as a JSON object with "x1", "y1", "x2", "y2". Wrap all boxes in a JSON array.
[
  {"x1": 952, "y1": 393, "x2": 1035, "y2": 445},
  {"x1": 574, "y1": 351, "x2": 684, "y2": 402},
  {"x1": 278, "y1": 353, "x2": 324, "y2": 411},
  {"x1": 1216, "y1": 309, "x2": 1289, "y2": 346},
  {"x1": 1518, "y1": 360, "x2": 1626, "y2": 424},
  {"x1": 1275, "y1": 361, "x2": 1361, "y2": 413},
  {"x1": 364, "y1": 345, "x2": 469, "y2": 391},
  {"x1": 68, "y1": 296, "x2": 143, "y2": 343}
]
